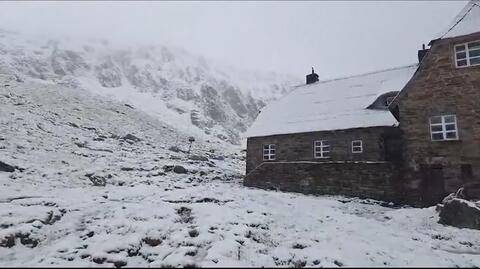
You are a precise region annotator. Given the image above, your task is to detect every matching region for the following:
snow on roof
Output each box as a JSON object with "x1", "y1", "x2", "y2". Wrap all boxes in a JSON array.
[
  {"x1": 434, "y1": 0, "x2": 480, "y2": 40},
  {"x1": 245, "y1": 64, "x2": 418, "y2": 138}
]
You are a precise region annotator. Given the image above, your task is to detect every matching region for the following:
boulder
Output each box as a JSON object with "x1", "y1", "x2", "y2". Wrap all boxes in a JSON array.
[
  {"x1": 121, "y1": 134, "x2": 141, "y2": 142},
  {"x1": 168, "y1": 146, "x2": 181, "y2": 153},
  {"x1": 188, "y1": 155, "x2": 209, "y2": 162},
  {"x1": 163, "y1": 165, "x2": 188, "y2": 174},
  {"x1": 211, "y1": 155, "x2": 225, "y2": 161},
  {"x1": 85, "y1": 173, "x2": 111, "y2": 187},
  {"x1": 438, "y1": 198, "x2": 480, "y2": 230},
  {"x1": 0, "y1": 161, "x2": 15, "y2": 172},
  {"x1": 173, "y1": 165, "x2": 188, "y2": 174}
]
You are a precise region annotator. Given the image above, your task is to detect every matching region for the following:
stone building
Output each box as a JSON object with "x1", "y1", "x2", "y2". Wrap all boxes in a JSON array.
[{"x1": 244, "y1": 0, "x2": 480, "y2": 206}]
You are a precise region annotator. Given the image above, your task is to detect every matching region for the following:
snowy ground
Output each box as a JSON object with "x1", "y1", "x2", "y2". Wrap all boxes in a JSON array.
[{"x1": 1, "y1": 76, "x2": 480, "y2": 267}]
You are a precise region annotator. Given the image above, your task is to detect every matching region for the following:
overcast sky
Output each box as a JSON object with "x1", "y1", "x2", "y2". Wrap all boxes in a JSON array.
[{"x1": 0, "y1": 1, "x2": 468, "y2": 79}]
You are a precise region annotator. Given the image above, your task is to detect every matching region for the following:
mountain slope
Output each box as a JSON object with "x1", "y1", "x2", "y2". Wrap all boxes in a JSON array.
[{"x1": 0, "y1": 29, "x2": 299, "y2": 144}]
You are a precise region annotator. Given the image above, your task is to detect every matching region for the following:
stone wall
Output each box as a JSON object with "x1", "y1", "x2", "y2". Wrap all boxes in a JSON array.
[
  {"x1": 245, "y1": 161, "x2": 402, "y2": 203},
  {"x1": 246, "y1": 126, "x2": 401, "y2": 174},
  {"x1": 394, "y1": 32, "x2": 480, "y2": 203}
]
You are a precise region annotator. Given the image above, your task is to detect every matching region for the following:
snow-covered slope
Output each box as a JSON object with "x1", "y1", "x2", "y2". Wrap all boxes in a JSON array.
[
  {"x1": 0, "y1": 29, "x2": 298, "y2": 145},
  {"x1": 1, "y1": 72, "x2": 480, "y2": 267}
]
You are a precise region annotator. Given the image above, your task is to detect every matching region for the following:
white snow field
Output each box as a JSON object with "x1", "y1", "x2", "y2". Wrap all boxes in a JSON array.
[{"x1": 1, "y1": 76, "x2": 480, "y2": 267}]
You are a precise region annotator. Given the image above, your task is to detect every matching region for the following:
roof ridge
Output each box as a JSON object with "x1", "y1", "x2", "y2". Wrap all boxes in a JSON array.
[
  {"x1": 303, "y1": 64, "x2": 418, "y2": 87},
  {"x1": 438, "y1": 0, "x2": 479, "y2": 40}
]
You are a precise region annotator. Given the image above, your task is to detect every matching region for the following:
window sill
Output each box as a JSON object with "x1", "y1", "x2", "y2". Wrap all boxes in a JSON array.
[{"x1": 430, "y1": 139, "x2": 461, "y2": 143}]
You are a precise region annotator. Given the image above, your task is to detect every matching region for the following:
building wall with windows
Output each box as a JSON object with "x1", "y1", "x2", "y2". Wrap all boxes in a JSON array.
[
  {"x1": 245, "y1": 126, "x2": 401, "y2": 175},
  {"x1": 393, "y1": 32, "x2": 480, "y2": 204}
]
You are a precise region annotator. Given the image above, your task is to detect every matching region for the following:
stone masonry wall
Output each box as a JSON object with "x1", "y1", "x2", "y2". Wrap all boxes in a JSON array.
[
  {"x1": 245, "y1": 161, "x2": 402, "y2": 203},
  {"x1": 396, "y1": 32, "x2": 480, "y2": 202},
  {"x1": 246, "y1": 126, "x2": 400, "y2": 175}
]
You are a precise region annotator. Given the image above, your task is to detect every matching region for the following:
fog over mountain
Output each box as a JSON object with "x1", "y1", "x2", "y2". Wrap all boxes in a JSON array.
[
  {"x1": 0, "y1": 29, "x2": 298, "y2": 144},
  {"x1": 0, "y1": 1, "x2": 467, "y2": 78}
]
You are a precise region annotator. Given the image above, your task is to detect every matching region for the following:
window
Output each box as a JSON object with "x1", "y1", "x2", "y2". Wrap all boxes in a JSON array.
[
  {"x1": 455, "y1": 41, "x2": 480, "y2": 67},
  {"x1": 314, "y1": 140, "x2": 330, "y2": 158},
  {"x1": 263, "y1": 144, "x2": 276, "y2": 160},
  {"x1": 386, "y1": 96, "x2": 395, "y2": 106},
  {"x1": 352, "y1": 140, "x2": 363, "y2": 153},
  {"x1": 430, "y1": 115, "x2": 458, "y2": 141}
]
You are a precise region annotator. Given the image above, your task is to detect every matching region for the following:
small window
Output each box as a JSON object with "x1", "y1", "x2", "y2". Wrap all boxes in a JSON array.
[
  {"x1": 455, "y1": 41, "x2": 480, "y2": 68},
  {"x1": 263, "y1": 144, "x2": 276, "y2": 160},
  {"x1": 461, "y1": 164, "x2": 473, "y2": 181},
  {"x1": 385, "y1": 96, "x2": 395, "y2": 106},
  {"x1": 352, "y1": 140, "x2": 363, "y2": 153},
  {"x1": 430, "y1": 115, "x2": 459, "y2": 141},
  {"x1": 314, "y1": 140, "x2": 330, "y2": 158}
]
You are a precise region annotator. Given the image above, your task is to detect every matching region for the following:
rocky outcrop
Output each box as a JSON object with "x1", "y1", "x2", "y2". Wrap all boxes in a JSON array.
[
  {"x1": 0, "y1": 161, "x2": 15, "y2": 172},
  {"x1": 437, "y1": 185, "x2": 480, "y2": 230},
  {"x1": 438, "y1": 198, "x2": 480, "y2": 230}
]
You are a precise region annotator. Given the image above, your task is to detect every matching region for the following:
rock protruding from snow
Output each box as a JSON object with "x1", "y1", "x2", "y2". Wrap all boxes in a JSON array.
[
  {"x1": 438, "y1": 198, "x2": 480, "y2": 230},
  {"x1": 85, "y1": 173, "x2": 110, "y2": 187},
  {"x1": 121, "y1": 134, "x2": 141, "y2": 143},
  {"x1": 0, "y1": 161, "x2": 15, "y2": 172},
  {"x1": 188, "y1": 155, "x2": 209, "y2": 162},
  {"x1": 173, "y1": 165, "x2": 188, "y2": 174}
]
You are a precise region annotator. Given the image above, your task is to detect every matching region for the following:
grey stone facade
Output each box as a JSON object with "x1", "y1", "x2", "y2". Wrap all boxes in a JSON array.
[
  {"x1": 246, "y1": 126, "x2": 401, "y2": 175},
  {"x1": 245, "y1": 161, "x2": 401, "y2": 203},
  {"x1": 390, "y1": 32, "x2": 480, "y2": 205}
]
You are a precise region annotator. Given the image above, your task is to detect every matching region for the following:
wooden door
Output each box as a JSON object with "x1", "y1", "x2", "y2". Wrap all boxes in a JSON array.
[{"x1": 420, "y1": 165, "x2": 446, "y2": 206}]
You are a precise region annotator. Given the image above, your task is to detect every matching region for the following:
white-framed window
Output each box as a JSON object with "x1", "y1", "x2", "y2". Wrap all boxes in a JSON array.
[
  {"x1": 263, "y1": 144, "x2": 276, "y2": 160},
  {"x1": 430, "y1": 115, "x2": 459, "y2": 141},
  {"x1": 455, "y1": 41, "x2": 480, "y2": 68},
  {"x1": 314, "y1": 140, "x2": 330, "y2": 158},
  {"x1": 352, "y1": 140, "x2": 363, "y2": 153}
]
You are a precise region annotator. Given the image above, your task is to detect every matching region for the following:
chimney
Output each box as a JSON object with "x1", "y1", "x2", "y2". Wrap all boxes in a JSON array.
[
  {"x1": 417, "y1": 44, "x2": 429, "y2": 63},
  {"x1": 306, "y1": 67, "x2": 319, "y2": 85}
]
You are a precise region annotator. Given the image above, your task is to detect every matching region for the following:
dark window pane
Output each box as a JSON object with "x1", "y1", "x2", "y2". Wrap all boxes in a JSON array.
[
  {"x1": 469, "y1": 49, "x2": 480, "y2": 57},
  {"x1": 445, "y1": 124, "x2": 456, "y2": 131},
  {"x1": 470, "y1": 57, "x2": 480, "y2": 65},
  {"x1": 456, "y1": 52, "x2": 467, "y2": 59},
  {"x1": 431, "y1": 125, "x2": 443, "y2": 132},
  {"x1": 468, "y1": 41, "x2": 480, "y2": 49},
  {"x1": 446, "y1": 132, "x2": 457, "y2": 139},
  {"x1": 457, "y1": 59, "x2": 468, "y2": 66},
  {"x1": 432, "y1": 133, "x2": 444, "y2": 140},
  {"x1": 456, "y1": 44, "x2": 466, "y2": 51},
  {"x1": 444, "y1": 115, "x2": 456, "y2": 123}
]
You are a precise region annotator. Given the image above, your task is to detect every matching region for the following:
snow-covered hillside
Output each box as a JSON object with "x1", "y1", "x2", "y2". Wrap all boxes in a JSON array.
[
  {"x1": 1, "y1": 75, "x2": 480, "y2": 267},
  {"x1": 0, "y1": 29, "x2": 299, "y2": 145}
]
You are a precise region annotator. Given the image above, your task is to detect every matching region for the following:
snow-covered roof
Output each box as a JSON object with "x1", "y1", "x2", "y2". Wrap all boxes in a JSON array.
[
  {"x1": 434, "y1": 0, "x2": 480, "y2": 41},
  {"x1": 245, "y1": 65, "x2": 418, "y2": 138}
]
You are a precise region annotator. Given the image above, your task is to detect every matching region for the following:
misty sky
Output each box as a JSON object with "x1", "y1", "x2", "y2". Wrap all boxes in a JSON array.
[{"x1": 0, "y1": 1, "x2": 468, "y2": 79}]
